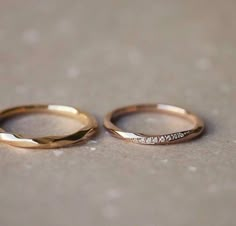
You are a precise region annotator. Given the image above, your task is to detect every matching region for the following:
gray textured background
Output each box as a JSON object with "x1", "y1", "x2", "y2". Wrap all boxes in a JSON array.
[{"x1": 0, "y1": 0, "x2": 235, "y2": 226}]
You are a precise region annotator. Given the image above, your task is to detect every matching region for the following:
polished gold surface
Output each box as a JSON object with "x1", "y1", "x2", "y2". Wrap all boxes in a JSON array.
[
  {"x1": 104, "y1": 104, "x2": 204, "y2": 145},
  {"x1": 0, "y1": 105, "x2": 98, "y2": 149}
]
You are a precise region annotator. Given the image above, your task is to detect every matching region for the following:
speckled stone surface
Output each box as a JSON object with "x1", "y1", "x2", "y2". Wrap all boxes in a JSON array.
[{"x1": 0, "y1": 0, "x2": 235, "y2": 226}]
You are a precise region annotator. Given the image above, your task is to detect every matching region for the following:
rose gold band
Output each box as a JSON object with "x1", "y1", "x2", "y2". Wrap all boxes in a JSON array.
[{"x1": 104, "y1": 104, "x2": 204, "y2": 145}]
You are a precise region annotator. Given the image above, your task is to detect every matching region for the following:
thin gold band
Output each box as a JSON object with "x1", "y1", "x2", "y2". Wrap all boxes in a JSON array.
[
  {"x1": 0, "y1": 105, "x2": 98, "y2": 149},
  {"x1": 104, "y1": 104, "x2": 204, "y2": 145}
]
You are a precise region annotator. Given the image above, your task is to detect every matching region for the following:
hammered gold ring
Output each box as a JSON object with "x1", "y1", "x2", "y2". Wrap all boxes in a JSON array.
[
  {"x1": 0, "y1": 105, "x2": 98, "y2": 149},
  {"x1": 104, "y1": 103, "x2": 204, "y2": 145}
]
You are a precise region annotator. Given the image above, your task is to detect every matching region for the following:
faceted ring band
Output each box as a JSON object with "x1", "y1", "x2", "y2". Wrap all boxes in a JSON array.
[
  {"x1": 0, "y1": 105, "x2": 98, "y2": 149},
  {"x1": 104, "y1": 104, "x2": 204, "y2": 145}
]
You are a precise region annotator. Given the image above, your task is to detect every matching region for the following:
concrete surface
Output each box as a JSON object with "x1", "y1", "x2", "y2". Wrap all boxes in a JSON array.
[{"x1": 0, "y1": 0, "x2": 235, "y2": 226}]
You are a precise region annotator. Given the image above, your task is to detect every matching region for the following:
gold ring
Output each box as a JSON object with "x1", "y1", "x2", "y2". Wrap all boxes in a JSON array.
[
  {"x1": 0, "y1": 105, "x2": 98, "y2": 149},
  {"x1": 104, "y1": 104, "x2": 204, "y2": 145}
]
